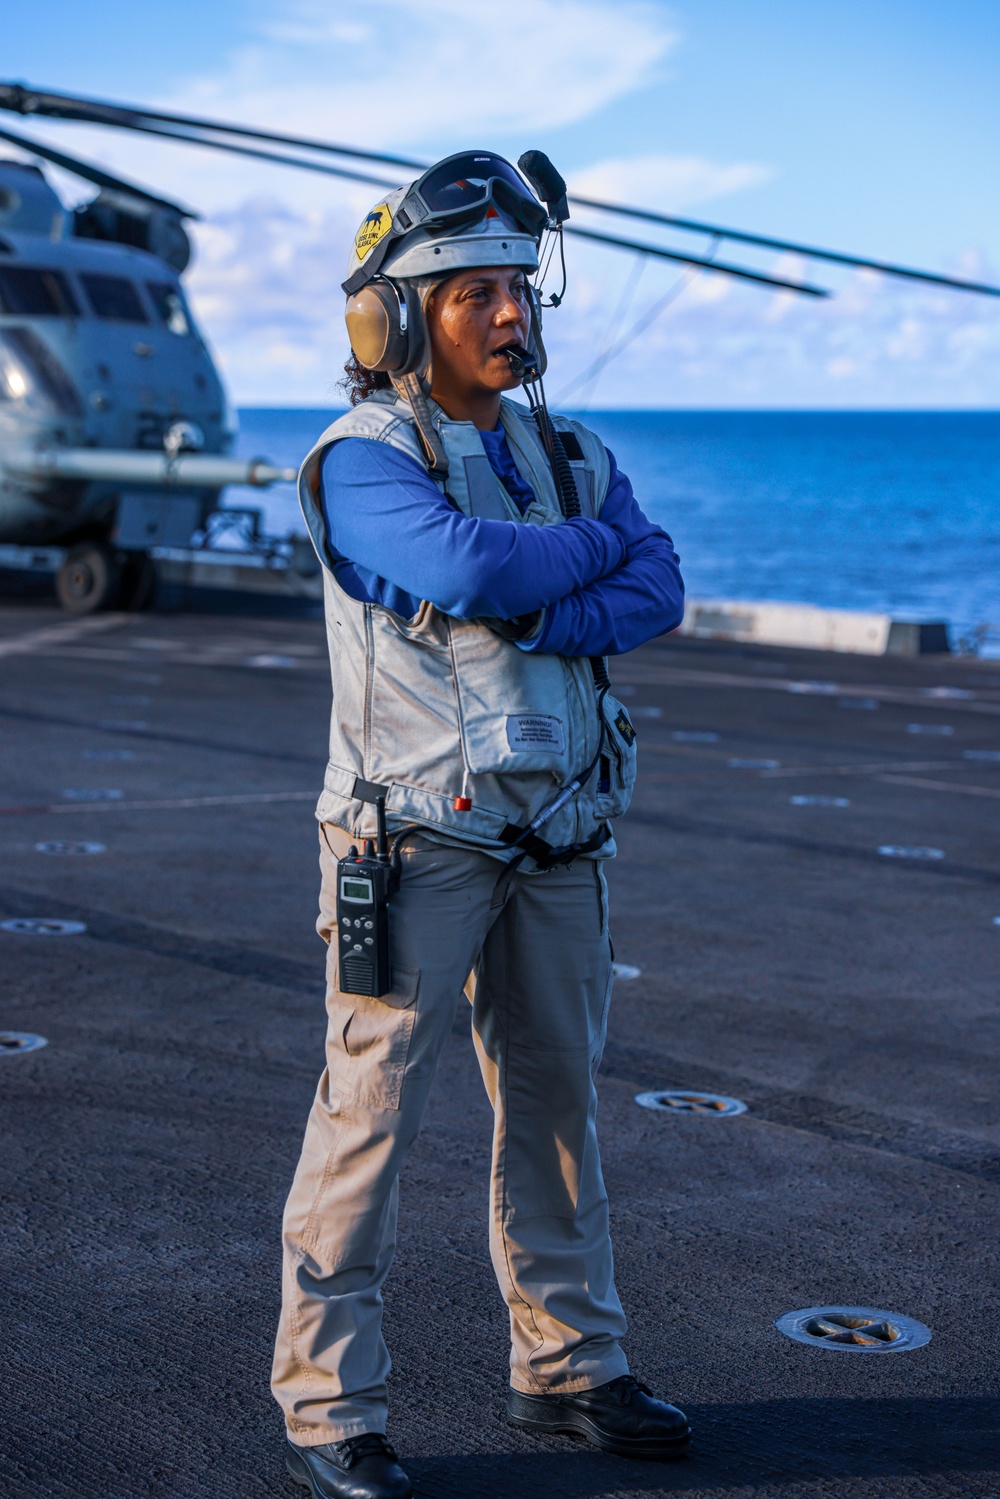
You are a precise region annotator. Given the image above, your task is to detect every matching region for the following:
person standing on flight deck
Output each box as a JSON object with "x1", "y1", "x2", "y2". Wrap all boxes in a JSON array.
[{"x1": 272, "y1": 151, "x2": 689, "y2": 1499}]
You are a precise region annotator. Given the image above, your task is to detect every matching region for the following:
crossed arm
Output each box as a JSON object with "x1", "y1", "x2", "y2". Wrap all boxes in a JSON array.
[{"x1": 319, "y1": 438, "x2": 684, "y2": 657}]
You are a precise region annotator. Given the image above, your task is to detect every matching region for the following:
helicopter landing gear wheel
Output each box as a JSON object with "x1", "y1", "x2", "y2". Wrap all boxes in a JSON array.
[{"x1": 55, "y1": 543, "x2": 122, "y2": 615}]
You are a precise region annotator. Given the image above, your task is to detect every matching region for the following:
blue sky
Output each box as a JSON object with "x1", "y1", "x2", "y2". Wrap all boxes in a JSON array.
[{"x1": 7, "y1": 1, "x2": 1000, "y2": 406}]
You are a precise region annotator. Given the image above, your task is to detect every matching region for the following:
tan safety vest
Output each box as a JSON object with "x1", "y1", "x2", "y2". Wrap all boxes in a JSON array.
[{"x1": 298, "y1": 389, "x2": 637, "y2": 859}]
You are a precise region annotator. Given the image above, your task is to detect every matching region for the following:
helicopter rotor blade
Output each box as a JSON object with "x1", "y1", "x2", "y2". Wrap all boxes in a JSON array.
[
  {"x1": 0, "y1": 81, "x2": 426, "y2": 173},
  {"x1": 565, "y1": 226, "x2": 829, "y2": 297},
  {"x1": 0, "y1": 108, "x2": 829, "y2": 296},
  {"x1": 569, "y1": 195, "x2": 1000, "y2": 299},
  {"x1": 91, "y1": 115, "x2": 405, "y2": 192},
  {"x1": 5, "y1": 81, "x2": 995, "y2": 300},
  {"x1": 0, "y1": 121, "x2": 196, "y2": 216},
  {"x1": 24, "y1": 113, "x2": 827, "y2": 295}
]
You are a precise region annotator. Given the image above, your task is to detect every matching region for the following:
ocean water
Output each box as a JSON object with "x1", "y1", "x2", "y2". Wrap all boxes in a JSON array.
[{"x1": 228, "y1": 409, "x2": 1000, "y2": 647}]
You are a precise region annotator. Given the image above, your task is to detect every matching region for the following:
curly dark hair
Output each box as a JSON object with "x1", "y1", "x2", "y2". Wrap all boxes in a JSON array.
[{"x1": 340, "y1": 353, "x2": 393, "y2": 406}]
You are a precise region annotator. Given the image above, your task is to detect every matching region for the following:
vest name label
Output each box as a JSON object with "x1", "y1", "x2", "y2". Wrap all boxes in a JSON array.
[{"x1": 506, "y1": 714, "x2": 566, "y2": 753}]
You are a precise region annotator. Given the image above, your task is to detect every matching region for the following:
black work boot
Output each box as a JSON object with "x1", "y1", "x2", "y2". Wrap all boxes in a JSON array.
[
  {"x1": 508, "y1": 1374, "x2": 691, "y2": 1460},
  {"x1": 286, "y1": 1434, "x2": 412, "y2": 1499}
]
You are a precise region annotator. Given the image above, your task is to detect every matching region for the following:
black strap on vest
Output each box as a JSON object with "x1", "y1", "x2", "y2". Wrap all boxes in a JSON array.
[
  {"x1": 354, "y1": 775, "x2": 607, "y2": 871},
  {"x1": 352, "y1": 776, "x2": 391, "y2": 804},
  {"x1": 497, "y1": 819, "x2": 611, "y2": 871}
]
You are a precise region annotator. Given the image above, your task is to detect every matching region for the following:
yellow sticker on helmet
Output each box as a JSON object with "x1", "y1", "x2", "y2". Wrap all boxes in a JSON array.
[{"x1": 355, "y1": 204, "x2": 393, "y2": 260}]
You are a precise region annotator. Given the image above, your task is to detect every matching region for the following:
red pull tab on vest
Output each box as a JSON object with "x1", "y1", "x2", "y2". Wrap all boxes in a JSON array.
[{"x1": 453, "y1": 796, "x2": 472, "y2": 812}]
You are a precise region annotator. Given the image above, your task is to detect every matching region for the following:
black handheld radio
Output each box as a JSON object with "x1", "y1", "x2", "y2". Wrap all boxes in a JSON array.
[{"x1": 335, "y1": 796, "x2": 398, "y2": 997}]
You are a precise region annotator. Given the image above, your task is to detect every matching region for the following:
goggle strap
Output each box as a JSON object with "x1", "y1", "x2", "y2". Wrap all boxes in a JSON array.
[{"x1": 343, "y1": 234, "x2": 397, "y2": 295}]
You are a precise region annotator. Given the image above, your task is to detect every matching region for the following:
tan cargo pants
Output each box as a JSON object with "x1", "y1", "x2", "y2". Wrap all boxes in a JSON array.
[{"x1": 271, "y1": 824, "x2": 629, "y2": 1443}]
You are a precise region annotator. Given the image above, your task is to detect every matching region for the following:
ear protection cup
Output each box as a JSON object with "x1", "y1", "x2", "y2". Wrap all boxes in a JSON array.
[
  {"x1": 344, "y1": 281, "x2": 409, "y2": 371},
  {"x1": 346, "y1": 270, "x2": 543, "y2": 380}
]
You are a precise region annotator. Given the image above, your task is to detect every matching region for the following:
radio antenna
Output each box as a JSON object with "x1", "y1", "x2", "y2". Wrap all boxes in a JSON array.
[{"x1": 375, "y1": 796, "x2": 389, "y2": 863}]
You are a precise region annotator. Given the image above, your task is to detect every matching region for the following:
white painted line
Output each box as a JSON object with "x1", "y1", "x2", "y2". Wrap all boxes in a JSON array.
[
  {"x1": 612, "y1": 963, "x2": 642, "y2": 980},
  {"x1": 0, "y1": 614, "x2": 127, "y2": 659},
  {"x1": 36, "y1": 841, "x2": 106, "y2": 855},
  {"x1": 623, "y1": 665, "x2": 1000, "y2": 718},
  {"x1": 760, "y1": 760, "x2": 963, "y2": 779},
  {"x1": 19, "y1": 645, "x2": 329, "y2": 670},
  {"x1": 61, "y1": 789, "x2": 123, "y2": 801},
  {"x1": 878, "y1": 775, "x2": 1000, "y2": 801},
  {"x1": 729, "y1": 758, "x2": 780, "y2": 769},
  {"x1": 671, "y1": 730, "x2": 719, "y2": 742},
  {"x1": 0, "y1": 790, "x2": 316, "y2": 818},
  {"x1": 57, "y1": 790, "x2": 315, "y2": 813},
  {"x1": 877, "y1": 845, "x2": 945, "y2": 860},
  {"x1": 907, "y1": 723, "x2": 954, "y2": 736},
  {"x1": 789, "y1": 796, "x2": 850, "y2": 807},
  {"x1": 964, "y1": 750, "x2": 1000, "y2": 762}
]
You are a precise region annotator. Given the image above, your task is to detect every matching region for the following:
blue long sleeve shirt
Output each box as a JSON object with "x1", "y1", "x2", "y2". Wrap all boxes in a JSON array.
[{"x1": 319, "y1": 427, "x2": 683, "y2": 657}]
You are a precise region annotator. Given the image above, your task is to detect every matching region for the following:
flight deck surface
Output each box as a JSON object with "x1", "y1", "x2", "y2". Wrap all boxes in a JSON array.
[{"x1": 1, "y1": 601, "x2": 997, "y2": 1499}]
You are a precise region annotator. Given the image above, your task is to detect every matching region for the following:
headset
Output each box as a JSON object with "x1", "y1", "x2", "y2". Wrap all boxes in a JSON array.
[
  {"x1": 344, "y1": 274, "x2": 546, "y2": 379},
  {"x1": 343, "y1": 150, "x2": 566, "y2": 472}
]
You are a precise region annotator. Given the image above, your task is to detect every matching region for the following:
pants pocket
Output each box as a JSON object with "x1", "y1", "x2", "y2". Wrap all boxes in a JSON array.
[{"x1": 330, "y1": 966, "x2": 419, "y2": 1110}]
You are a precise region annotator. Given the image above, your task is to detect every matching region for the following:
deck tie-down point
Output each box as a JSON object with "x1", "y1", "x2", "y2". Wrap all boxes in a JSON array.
[
  {"x1": 1, "y1": 918, "x2": 88, "y2": 935},
  {"x1": 0, "y1": 1032, "x2": 48, "y2": 1056},
  {"x1": 776, "y1": 1305, "x2": 931, "y2": 1353},
  {"x1": 636, "y1": 1090, "x2": 747, "y2": 1117}
]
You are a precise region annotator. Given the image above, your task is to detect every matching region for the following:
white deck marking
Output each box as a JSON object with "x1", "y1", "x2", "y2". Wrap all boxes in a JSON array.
[
  {"x1": 620, "y1": 664, "x2": 1000, "y2": 717},
  {"x1": 0, "y1": 790, "x2": 315, "y2": 817},
  {"x1": 0, "y1": 614, "x2": 128, "y2": 659},
  {"x1": 877, "y1": 775, "x2": 1000, "y2": 801}
]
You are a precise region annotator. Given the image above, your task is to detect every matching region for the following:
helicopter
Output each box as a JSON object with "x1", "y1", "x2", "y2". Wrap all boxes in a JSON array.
[{"x1": 1, "y1": 81, "x2": 998, "y2": 615}]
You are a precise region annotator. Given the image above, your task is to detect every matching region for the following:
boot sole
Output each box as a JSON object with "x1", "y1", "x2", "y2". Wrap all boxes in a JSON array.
[
  {"x1": 508, "y1": 1390, "x2": 691, "y2": 1461},
  {"x1": 285, "y1": 1444, "x2": 413, "y2": 1499},
  {"x1": 285, "y1": 1445, "x2": 319, "y2": 1494}
]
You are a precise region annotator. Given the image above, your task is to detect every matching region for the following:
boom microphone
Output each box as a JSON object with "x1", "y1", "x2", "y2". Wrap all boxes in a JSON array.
[
  {"x1": 503, "y1": 344, "x2": 540, "y2": 381},
  {"x1": 517, "y1": 151, "x2": 570, "y2": 224}
]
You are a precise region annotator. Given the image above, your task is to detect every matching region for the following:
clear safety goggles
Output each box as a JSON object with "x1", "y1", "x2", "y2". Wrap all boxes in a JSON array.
[{"x1": 400, "y1": 153, "x2": 548, "y2": 238}]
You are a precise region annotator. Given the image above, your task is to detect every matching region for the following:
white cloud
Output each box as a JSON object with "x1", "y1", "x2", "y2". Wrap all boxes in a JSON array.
[
  {"x1": 183, "y1": 196, "x2": 359, "y2": 404},
  {"x1": 540, "y1": 244, "x2": 1000, "y2": 407},
  {"x1": 570, "y1": 154, "x2": 772, "y2": 211},
  {"x1": 168, "y1": 0, "x2": 678, "y2": 158},
  {"x1": 177, "y1": 188, "x2": 1000, "y2": 408},
  {"x1": 14, "y1": 0, "x2": 999, "y2": 409},
  {"x1": 19, "y1": 0, "x2": 678, "y2": 224}
]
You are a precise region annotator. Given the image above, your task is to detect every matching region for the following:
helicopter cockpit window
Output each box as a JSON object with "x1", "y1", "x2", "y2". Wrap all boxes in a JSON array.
[
  {"x1": 0, "y1": 266, "x2": 81, "y2": 317},
  {"x1": 79, "y1": 273, "x2": 149, "y2": 324},
  {"x1": 147, "y1": 281, "x2": 191, "y2": 335}
]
